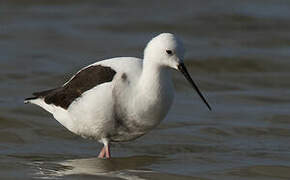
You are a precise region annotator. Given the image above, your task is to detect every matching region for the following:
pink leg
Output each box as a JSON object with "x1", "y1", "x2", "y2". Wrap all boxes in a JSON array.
[
  {"x1": 98, "y1": 146, "x2": 105, "y2": 158},
  {"x1": 105, "y1": 144, "x2": 111, "y2": 158}
]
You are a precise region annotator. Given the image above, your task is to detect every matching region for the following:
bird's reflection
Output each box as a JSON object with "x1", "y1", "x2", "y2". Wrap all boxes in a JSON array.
[{"x1": 32, "y1": 156, "x2": 163, "y2": 179}]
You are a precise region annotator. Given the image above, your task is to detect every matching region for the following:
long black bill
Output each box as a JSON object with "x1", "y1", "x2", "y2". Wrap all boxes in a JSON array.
[{"x1": 178, "y1": 63, "x2": 212, "y2": 111}]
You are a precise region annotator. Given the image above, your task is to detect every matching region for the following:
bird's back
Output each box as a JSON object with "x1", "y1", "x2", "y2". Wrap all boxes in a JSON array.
[{"x1": 25, "y1": 57, "x2": 143, "y2": 139}]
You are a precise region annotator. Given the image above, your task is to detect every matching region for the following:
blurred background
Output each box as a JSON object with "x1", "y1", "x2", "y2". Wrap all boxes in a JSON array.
[{"x1": 1, "y1": 0, "x2": 290, "y2": 179}]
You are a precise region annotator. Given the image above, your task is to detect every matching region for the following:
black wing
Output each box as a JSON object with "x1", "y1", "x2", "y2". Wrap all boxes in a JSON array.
[{"x1": 25, "y1": 65, "x2": 116, "y2": 109}]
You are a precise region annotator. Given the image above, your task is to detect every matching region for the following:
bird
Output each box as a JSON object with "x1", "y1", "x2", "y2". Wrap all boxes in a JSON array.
[{"x1": 24, "y1": 33, "x2": 211, "y2": 158}]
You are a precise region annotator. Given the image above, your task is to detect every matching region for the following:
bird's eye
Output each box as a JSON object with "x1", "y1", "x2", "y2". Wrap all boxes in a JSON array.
[{"x1": 166, "y1": 50, "x2": 172, "y2": 55}]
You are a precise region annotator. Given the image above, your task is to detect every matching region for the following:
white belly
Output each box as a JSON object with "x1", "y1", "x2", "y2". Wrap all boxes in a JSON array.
[{"x1": 66, "y1": 83, "x2": 115, "y2": 139}]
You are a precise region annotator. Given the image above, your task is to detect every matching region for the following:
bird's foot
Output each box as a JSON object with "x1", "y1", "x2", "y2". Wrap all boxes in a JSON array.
[
  {"x1": 98, "y1": 147, "x2": 106, "y2": 158},
  {"x1": 98, "y1": 144, "x2": 111, "y2": 159}
]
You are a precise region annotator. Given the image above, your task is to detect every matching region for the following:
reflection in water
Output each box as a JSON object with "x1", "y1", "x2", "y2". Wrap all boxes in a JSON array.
[
  {"x1": 2, "y1": 0, "x2": 290, "y2": 179},
  {"x1": 31, "y1": 156, "x2": 162, "y2": 179}
]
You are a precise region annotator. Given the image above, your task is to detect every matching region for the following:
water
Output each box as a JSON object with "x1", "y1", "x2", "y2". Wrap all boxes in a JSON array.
[{"x1": 1, "y1": 0, "x2": 290, "y2": 179}]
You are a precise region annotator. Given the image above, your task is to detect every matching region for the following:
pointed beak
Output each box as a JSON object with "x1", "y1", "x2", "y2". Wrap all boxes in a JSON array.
[{"x1": 178, "y1": 63, "x2": 212, "y2": 111}]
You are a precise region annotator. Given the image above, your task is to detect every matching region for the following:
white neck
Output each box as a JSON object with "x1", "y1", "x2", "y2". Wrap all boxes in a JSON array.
[
  {"x1": 130, "y1": 59, "x2": 175, "y2": 127},
  {"x1": 139, "y1": 61, "x2": 170, "y2": 95}
]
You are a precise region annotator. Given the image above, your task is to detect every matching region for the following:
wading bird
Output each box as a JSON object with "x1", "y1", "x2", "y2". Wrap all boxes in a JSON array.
[{"x1": 25, "y1": 33, "x2": 211, "y2": 158}]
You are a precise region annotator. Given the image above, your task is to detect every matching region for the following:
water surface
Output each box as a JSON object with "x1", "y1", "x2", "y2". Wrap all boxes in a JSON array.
[{"x1": 1, "y1": 0, "x2": 290, "y2": 179}]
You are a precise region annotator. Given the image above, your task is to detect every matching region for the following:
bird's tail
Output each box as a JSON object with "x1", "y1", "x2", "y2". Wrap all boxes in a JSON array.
[
  {"x1": 24, "y1": 96, "x2": 38, "y2": 104},
  {"x1": 24, "y1": 88, "x2": 57, "y2": 104}
]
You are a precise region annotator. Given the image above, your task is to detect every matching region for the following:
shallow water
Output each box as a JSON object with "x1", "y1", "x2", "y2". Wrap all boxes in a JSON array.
[{"x1": 1, "y1": 0, "x2": 290, "y2": 179}]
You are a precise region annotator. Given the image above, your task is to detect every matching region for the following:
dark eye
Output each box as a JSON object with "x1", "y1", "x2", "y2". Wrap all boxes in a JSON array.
[{"x1": 166, "y1": 50, "x2": 172, "y2": 55}]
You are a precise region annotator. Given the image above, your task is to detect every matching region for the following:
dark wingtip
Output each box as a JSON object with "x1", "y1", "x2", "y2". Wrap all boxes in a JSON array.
[
  {"x1": 25, "y1": 97, "x2": 38, "y2": 101},
  {"x1": 24, "y1": 97, "x2": 38, "y2": 103}
]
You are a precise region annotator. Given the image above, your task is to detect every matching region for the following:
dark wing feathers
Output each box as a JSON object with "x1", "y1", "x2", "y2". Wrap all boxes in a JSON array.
[
  {"x1": 25, "y1": 65, "x2": 116, "y2": 109},
  {"x1": 32, "y1": 88, "x2": 58, "y2": 97},
  {"x1": 25, "y1": 88, "x2": 58, "y2": 102}
]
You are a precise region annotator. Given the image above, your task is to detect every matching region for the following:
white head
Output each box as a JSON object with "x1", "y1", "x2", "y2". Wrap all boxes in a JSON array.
[
  {"x1": 144, "y1": 33, "x2": 212, "y2": 111},
  {"x1": 144, "y1": 33, "x2": 185, "y2": 70}
]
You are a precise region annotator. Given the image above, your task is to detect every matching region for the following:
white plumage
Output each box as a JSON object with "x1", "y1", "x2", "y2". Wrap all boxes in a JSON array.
[{"x1": 25, "y1": 33, "x2": 211, "y2": 158}]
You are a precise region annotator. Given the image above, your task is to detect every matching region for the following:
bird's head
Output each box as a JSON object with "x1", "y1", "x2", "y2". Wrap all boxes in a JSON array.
[
  {"x1": 144, "y1": 33, "x2": 211, "y2": 111},
  {"x1": 144, "y1": 33, "x2": 185, "y2": 69}
]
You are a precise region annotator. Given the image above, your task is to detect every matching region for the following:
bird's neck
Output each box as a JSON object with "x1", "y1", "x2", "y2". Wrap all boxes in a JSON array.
[
  {"x1": 130, "y1": 60, "x2": 174, "y2": 125},
  {"x1": 140, "y1": 60, "x2": 172, "y2": 95}
]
